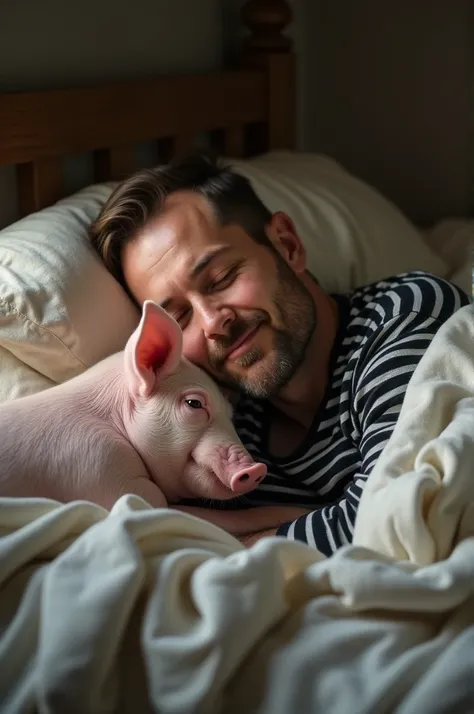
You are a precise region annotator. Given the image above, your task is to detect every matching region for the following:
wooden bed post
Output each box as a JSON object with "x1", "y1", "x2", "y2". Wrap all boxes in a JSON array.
[{"x1": 240, "y1": 0, "x2": 296, "y2": 151}]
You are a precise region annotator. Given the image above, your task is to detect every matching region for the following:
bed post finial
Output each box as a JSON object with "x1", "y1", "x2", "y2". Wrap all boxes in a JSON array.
[
  {"x1": 241, "y1": 0, "x2": 293, "y2": 53},
  {"x1": 240, "y1": 0, "x2": 295, "y2": 151}
]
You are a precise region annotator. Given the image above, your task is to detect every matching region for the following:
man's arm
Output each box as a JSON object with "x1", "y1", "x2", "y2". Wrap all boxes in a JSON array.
[
  {"x1": 175, "y1": 504, "x2": 311, "y2": 535},
  {"x1": 275, "y1": 310, "x2": 466, "y2": 555}
]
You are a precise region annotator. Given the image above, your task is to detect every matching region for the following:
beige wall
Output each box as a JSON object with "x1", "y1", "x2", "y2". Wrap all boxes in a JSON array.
[
  {"x1": 303, "y1": 0, "x2": 473, "y2": 225},
  {"x1": 0, "y1": 0, "x2": 225, "y2": 228}
]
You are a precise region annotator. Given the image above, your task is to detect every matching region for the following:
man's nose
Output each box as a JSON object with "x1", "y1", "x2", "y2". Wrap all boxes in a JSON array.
[{"x1": 196, "y1": 304, "x2": 235, "y2": 339}]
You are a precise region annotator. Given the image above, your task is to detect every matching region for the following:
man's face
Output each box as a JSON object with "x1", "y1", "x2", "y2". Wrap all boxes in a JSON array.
[{"x1": 122, "y1": 191, "x2": 316, "y2": 399}]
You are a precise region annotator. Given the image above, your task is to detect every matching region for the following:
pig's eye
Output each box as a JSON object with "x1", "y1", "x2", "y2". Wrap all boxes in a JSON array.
[
  {"x1": 185, "y1": 398, "x2": 203, "y2": 409},
  {"x1": 183, "y1": 394, "x2": 208, "y2": 416}
]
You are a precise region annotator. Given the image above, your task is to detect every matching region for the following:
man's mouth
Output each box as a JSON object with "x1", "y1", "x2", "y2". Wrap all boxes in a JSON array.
[{"x1": 226, "y1": 325, "x2": 261, "y2": 361}]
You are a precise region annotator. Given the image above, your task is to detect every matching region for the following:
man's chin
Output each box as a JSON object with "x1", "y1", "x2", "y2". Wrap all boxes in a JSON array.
[{"x1": 225, "y1": 359, "x2": 284, "y2": 400}]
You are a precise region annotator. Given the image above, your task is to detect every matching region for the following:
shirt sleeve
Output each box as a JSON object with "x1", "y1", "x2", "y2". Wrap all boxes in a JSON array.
[{"x1": 275, "y1": 305, "x2": 467, "y2": 555}]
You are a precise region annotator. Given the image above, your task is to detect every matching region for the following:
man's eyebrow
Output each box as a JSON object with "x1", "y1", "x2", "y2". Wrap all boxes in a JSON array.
[{"x1": 190, "y1": 246, "x2": 232, "y2": 280}]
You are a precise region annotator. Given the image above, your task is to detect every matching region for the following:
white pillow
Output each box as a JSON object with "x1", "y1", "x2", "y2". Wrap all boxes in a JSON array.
[
  {"x1": 422, "y1": 219, "x2": 474, "y2": 298},
  {"x1": 0, "y1": 182, "x2": 139, "y2": 401},
  {"x1": 230, "y1": 151, "x2": 450, "y2": 293},
  {"x1": 0, "y1": 347, "x2": 54, "y2": 402}
]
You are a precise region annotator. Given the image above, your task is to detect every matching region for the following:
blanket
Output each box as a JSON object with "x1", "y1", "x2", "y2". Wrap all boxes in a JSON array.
[
  {"x1": 353, "y1": 302, "x2": 474, "y2": 563},
  {"x1": 2, "y1": 305, "x2": 474, "y2": 713}
]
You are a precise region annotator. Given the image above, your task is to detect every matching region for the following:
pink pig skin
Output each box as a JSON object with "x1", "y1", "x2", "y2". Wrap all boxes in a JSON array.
[{"x1": 0, "y1": 301, "x2": 266, "y2": 510}]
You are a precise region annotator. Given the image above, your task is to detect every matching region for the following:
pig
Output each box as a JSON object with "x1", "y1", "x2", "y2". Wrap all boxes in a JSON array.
[{"x1": 0, "y1": 300, "x2": 266, "y2": 510}]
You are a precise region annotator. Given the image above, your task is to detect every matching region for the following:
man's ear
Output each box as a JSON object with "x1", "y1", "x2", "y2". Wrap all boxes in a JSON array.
[{"x1": 265, "y1": 212, "x2": 307, "y2": 274}]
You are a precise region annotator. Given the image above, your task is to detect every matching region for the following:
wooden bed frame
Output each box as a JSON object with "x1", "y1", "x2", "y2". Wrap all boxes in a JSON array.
[{"x1": 0, "y1": 0, "x2": 295, "y2": 218}]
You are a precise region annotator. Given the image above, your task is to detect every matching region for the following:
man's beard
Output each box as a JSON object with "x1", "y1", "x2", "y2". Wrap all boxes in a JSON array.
[{"x1": 208, "y1": 254, "x2": 316, "y2": 399}]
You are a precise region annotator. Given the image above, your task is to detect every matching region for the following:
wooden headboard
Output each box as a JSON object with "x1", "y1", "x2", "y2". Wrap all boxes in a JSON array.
[{"x1": 0, "y1": 0, "x2": 295, "y2": 219}]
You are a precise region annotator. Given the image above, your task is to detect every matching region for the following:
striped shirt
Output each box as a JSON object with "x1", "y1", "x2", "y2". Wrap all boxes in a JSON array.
[{"x1": 232, "y1": 272, "x2": 469, "y2": 555}]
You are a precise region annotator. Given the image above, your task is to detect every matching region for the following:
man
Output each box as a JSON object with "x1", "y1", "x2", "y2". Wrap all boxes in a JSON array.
[{"x1": 90, "y1": 153, "x2": 469, "y2": 554}]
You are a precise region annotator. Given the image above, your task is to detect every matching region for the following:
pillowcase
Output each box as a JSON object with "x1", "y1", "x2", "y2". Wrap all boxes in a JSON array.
[
  {"x1": 0, "y1": 182, "x2": 139, "y2": 401},
  {"x1": 422, "y1": 218, "x2": 474, "y2": 298},
  {"x1": 0, "y1": 150, "x2": 455, "y2": 404},
  {"x1": 230, "y1": 151, "x2": 450, "y2": 293},
  {"x1": 0, "y1": 347, "x2": 54, "y2": 403}
]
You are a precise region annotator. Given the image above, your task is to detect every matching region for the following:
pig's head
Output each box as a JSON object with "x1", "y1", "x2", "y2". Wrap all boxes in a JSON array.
[{"x1": 122, "y1": 300, "x2": 267, "y2": 503}]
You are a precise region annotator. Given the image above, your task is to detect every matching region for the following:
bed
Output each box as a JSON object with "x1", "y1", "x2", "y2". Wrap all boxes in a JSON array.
[{"x1": 1, "y1": 1, "x2": 474, "y2": 712}]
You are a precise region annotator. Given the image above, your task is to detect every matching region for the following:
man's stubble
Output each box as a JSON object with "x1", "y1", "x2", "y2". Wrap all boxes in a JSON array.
[{"x1": 209, "y1": 253, "x2": 317, "y2": 399}]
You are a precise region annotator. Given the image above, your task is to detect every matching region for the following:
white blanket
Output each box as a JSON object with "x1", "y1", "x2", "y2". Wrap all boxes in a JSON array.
[
  {"x1": 2, "y1": 306, "x2": 474, "y2": 713},
  {"x1": 353, "y1": 303, "x2": 474, "y2": 563}
]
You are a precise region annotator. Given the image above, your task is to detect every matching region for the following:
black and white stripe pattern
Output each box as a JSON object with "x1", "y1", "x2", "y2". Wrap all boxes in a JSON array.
[{"x1": 233, "y1": 272, "x2": 468, "y2": 555}]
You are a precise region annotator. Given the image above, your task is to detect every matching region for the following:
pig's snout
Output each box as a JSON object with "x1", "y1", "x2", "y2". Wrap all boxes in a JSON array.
[{"x1": 230, "y1": 462, "x2": 267, "y2": 493}]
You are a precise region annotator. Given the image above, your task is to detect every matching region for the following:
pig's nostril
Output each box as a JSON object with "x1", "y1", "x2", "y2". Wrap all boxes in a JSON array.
[{"x1": 230, "y1": 464, "x2": 266, "y2": 493}]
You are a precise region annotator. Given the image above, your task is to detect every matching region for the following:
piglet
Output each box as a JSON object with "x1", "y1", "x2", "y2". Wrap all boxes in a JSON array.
[{"x1": 0, "y1": 301, "x2": 266, "y2": 510}]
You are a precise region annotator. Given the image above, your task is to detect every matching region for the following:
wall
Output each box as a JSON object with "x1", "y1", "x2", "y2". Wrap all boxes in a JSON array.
[
  {"x1": 302, "y1": 0, "x2": 473, "y2": 225},
  {"x1": 0, "y1": 0, "x2": 225, "y2": 228}
]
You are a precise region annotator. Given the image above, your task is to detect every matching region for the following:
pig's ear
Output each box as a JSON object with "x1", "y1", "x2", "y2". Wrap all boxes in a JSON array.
[{"x1": 124, "y1": 300, "x2": 183, "y2": 399}]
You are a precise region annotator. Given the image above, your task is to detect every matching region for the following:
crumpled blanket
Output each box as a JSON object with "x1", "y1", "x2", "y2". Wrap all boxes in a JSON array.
[
  {"x1": 2, "y1": 305, "x2": 474, "y2": 713},
  {"x1": 353, "y1": 303, "x2": 474, "y2": 564}
]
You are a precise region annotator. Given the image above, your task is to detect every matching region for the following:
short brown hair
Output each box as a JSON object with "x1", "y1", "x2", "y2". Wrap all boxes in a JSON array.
[{"x1": 89, "y1": 152, "x2": 274, "y2": 292}]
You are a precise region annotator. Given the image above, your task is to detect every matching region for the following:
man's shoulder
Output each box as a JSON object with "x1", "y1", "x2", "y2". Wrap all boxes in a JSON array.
[{"x1": 346, "y1": 270, "x2": 469, "y2": 326}]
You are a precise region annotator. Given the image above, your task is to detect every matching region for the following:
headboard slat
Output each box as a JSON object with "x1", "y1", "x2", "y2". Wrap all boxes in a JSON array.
[
  {"x1": 16, "y1": 158, "x2": 63, "y2": 215},
  {"x1": 94, "y1": 145, "x2": 135, "y2": 183},
  {"x1": 224, "y1": 126, "x2": 245, "y2": 158}
]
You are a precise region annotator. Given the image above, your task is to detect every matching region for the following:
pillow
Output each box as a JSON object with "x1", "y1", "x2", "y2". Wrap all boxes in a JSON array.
[
  {"x1": 0, "y1": 347, "x2": 54, "y2": 402},
  {"x1": 422, "y1": 219, "x2": 474, "y2": 298},
  {"x1": 230, "y1": 151, "x2": 450, "y2": 293},
  {"x1": 0, "y1": 182, "x2": 139, "y2": 402},
  {"x1": 0, "y1": 150, "x2": 455, "y2": 404}
]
